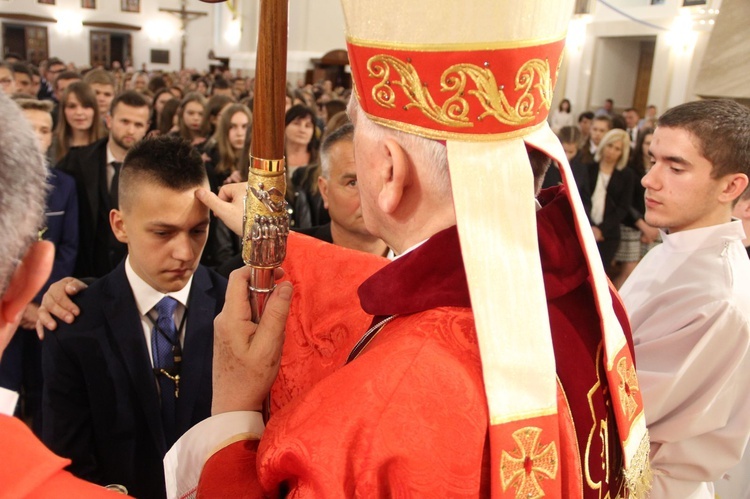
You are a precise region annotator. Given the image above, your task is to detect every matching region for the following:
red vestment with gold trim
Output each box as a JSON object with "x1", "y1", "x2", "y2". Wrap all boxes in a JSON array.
[{"x1": 198, "y1": 186, "x2": 632, "y2": 498}]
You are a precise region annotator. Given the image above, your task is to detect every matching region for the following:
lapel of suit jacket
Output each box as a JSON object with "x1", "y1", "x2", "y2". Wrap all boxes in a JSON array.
[
  {"x1": 103, "y1": 263, "x2": 167, "y2": 455},
  {"x1": 175, "y1": 266, "x2": 216, "y2": 434}
]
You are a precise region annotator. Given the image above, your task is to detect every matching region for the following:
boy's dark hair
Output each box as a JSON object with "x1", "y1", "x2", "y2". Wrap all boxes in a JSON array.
[
  {"x1": 658, "y1": 99, "x2": 750, "y2": 179},
  {"x1": 46, "y1": 57, "x2": 64, "y2": 68},
  {"x1": 11, "y1": 63, "x2": 32, "y2": 79},
  {"x1": 54, "y1": 71, "x2": 81, "y2": 88},
  {"x1": 578, "y1": 111, "x2": 594, "y2": 123},
  {"x1": 212, "y1": 78, "x2": 230, "y2": 91},
  {"x1": 4, "y1": 52, "x2": 24, "y2": 62},
  {"x1": 119, "y1": 135, "x2": 207, "y2": 209},
  {"x1": 110, "y1": 90, "x2": 150, "y2": 115}
]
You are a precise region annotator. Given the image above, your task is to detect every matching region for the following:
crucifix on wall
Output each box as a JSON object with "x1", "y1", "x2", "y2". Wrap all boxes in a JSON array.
[{"x1": 159, "y1": 0, "x2": 208, "y2": 70}]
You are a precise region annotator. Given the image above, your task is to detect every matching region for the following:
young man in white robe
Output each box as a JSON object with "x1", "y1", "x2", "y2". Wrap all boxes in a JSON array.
[{"x1": 619, "y1": 99, "x2": 750, "y2": 498}]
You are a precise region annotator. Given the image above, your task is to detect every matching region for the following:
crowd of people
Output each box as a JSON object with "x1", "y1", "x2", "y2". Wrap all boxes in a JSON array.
[
  {"x1": 0, "y1": 7, "x2": 749, "y2": 494},
  {"x1": 0, "y1": 54, "x2": 366, "y2": 491},
  {"x1": 545, "y1": 98, "x2": 698, "y2": 286}
]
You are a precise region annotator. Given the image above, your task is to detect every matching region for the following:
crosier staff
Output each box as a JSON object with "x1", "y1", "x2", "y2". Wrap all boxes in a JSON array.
[{"x1": 201, "y1": 0, "x2": 290, "y2": 321}]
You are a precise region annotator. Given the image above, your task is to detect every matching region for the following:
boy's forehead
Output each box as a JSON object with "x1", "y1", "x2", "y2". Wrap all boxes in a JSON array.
[
  {"x1": 23, "y1": 109, "x2": 52, "y2": 124},
  {"x1": 122, "y1": 174, "x2": 208, "y2": 206}
]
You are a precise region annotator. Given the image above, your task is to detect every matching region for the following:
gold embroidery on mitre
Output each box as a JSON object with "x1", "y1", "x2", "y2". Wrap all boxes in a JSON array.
[
  {"x1": 500, "y1": 427, "x2": 559, "y2": 499},
  {"x1": 616, "y1": 357, "x2": 640, "y2": 421},
  {"x1": 367, "y1": 55, "x2": 553, "y2": 128}
]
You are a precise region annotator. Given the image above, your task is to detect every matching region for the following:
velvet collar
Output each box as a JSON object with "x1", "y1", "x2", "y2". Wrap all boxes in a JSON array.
[{"x1": 358, "y1": 185, "x2": 588, "y2": 316}]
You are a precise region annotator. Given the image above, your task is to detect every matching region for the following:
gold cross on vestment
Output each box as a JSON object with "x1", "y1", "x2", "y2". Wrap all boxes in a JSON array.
[
  {"x1": 617, "y1": 357, "x2": 640, "y2": 421},
  {"x1": 500, "y1": 427, "x2": 558, "y2": 499}
]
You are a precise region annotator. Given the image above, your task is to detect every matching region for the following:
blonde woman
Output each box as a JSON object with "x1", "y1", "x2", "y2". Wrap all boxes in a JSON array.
[{"x1": 586, "y1": 128, "x2": 634, "y2": 268}]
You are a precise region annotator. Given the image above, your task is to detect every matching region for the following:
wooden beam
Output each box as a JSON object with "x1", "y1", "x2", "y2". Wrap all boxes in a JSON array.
[
  {"x1": 0, "y1": 13, "x2": 57, "y2": 23},
  {"x1": 82, "y1": 21, "x2": 142, "y2": 31}
]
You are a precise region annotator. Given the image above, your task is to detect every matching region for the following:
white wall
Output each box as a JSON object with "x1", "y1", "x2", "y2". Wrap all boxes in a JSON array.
[
  {"x1": 563, "y1": 0, "x2": 718, "y2": 115},
  {"x1": 0, "y1": 0, "x2": 214, "y2": 71},
  {"x1": 589, "y1": 37, "x2": 641, "y2": 111},
  {"x1": 229, "y1": 0, "x2": 346, "y2": 79}
]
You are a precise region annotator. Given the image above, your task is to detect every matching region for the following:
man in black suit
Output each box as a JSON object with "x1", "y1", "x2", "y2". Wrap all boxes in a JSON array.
[
  {"x1": 57, "y1": 90, "x2": 151, "y2": 278},
  {"x1": 42, "y1": 136, "x2": 226, "y2": 499},
  {"x1": 302, "y1": 123, "x2": 389, "y2": 256}
]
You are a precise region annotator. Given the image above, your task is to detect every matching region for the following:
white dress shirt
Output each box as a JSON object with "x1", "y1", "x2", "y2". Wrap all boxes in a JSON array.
[
  {"x1": 620, "y1": 220, "x2": 750, "y2": 499},
  {"x1": 124, "y1": 257, "x2": 192, "y2": 367},
  {"x1": 0, "y1": 386, "x2": 18, "y2": 416},
  {"x1": 589, "y1": 171, "x2": 610, "y2": 225}
]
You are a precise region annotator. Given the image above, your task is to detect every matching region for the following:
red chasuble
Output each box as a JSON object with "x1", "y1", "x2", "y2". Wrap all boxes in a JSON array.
[
  {"x1": 0, "y1": 415, "x2": 122, "y2": 498},
  {"x1": 198, "y1": 186, "x2": 631, "y2": 498}
]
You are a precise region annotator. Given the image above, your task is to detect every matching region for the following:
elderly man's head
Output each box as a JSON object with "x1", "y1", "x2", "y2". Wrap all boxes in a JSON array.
[{"x1": 0, "y1": 93, "x2": 54, "y2": 358}]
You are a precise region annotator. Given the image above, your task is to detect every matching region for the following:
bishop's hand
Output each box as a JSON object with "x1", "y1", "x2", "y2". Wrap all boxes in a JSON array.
[{"x1": 211, "y1": 264, "x2": 292, "y2": 415}]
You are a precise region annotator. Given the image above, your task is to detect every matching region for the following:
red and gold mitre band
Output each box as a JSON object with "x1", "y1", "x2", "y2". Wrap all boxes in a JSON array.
[{"x1": 347, "y1": 36, "x2": 566, "y2": 141}]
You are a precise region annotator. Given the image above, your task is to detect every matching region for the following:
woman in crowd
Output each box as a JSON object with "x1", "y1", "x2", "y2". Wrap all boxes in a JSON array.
[
  {"x1": 149, "y1": 87, "x2": 177, "y2": 134},
  {"x1": 174, "y1": 92, "x2": 209, "y2": 146},
  {"x1": 156, "y1": 99, "x2": 180, "y2": 136},
  {"x1": 200, "y1": 103, "x2": 251, "y2": 270},
  {"x1": 586, "y1": 128, "x2": 634, "y2": 270},
  {"x1": 285, "y1": 104, "x2": 318, "y2": 174},
  {"x1": 541, "y1": 126, "x2": 591, "y2": 215},
  {"x1": 53, "y1": 81, "x2": 104, "y2": 163},
  {"x1": 204, "y1": 94, "x2": 235, "y2": 138},
  {"x1": 204, "y1": 103, "x2": 252, "y2": 189},
  {"x1": 549, "y1": 98, "x2": 574, "y2": 133},
  {"x1": 612, "y1": 127, "x2": 660, "y2": 288},
  {"x1": 291, "y1": 110, "x2": 352, "y2": 229},
  {"x1": 284, "y1": 104, "x2": 320, "y2": 228}
]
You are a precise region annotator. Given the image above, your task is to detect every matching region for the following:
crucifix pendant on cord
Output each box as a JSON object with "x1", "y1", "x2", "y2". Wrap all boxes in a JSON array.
[{"x1": 159, "y1": 369, "x2": 180, "y2": 398}]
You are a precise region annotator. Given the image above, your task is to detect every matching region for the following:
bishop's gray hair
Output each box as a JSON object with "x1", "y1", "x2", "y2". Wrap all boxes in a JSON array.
[
  {"x1": 0, "y1": 92, "x2": 48, "y2": 293},
  {"x1": 347, "y1": 96, "x2": 452, "y2": 199}
]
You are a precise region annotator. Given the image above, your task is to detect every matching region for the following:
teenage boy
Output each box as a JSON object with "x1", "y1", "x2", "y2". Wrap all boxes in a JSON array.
[
  {"x1": 42, "y1": 135, "x2": 226, "y2": 498},
  {"x1": 620, "y1": 99, "x2": 750, "y2": 498}
]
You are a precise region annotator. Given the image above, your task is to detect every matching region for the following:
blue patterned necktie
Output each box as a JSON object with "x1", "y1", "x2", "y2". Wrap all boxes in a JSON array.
[{"x1": 152, "y1": 296, "x2": 179, "y2": 447}]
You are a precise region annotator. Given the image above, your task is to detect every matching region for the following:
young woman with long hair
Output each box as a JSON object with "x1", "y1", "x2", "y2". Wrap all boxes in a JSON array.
[
  {"x1": 206, "y1": 103, "x2": 252, "y2": 189},
  {"x1": 54, "y1": 81, "x2": 104, "y2": 162},
  {"x1": 174, "y1": 92, "x2": 209, "y2": 146}
]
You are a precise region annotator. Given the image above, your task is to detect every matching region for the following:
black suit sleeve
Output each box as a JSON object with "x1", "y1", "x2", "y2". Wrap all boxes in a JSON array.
[
  {"x1": 598, "y1": 168, "x2": 635, "y2": 237},
  {"x1": 42, "y1": 326, "x2": 100, "y2": 482}
]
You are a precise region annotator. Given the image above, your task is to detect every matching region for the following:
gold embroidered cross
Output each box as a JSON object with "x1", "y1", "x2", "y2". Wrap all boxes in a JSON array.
[
  {"x1": 617, "y1": 357, "x2": 640, "y2": 420},
  {"x1": 500, "y1": 427, "x2": 558, "y2": 499}
]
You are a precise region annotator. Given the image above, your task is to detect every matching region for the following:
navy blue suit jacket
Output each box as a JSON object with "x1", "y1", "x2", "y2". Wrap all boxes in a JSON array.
[
  {"x1": 40, "y1": 168, "x2": 79, "y2": 300},
  {"x1": 42, "y1": 263, "x2": 226, "y2": 499}
]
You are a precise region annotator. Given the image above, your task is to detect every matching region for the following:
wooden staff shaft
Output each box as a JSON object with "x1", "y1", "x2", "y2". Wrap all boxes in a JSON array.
[{"x1": 245, "y1": 0, "x2": 289, "y2": 321}]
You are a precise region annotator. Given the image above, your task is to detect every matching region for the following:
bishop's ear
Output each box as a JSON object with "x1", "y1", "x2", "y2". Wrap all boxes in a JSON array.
[
  {"x1": 377, "y1": 137, "x2": 411, "y2": 214},
  {"x1": 0, "y1": 241, "x2": 54, "y2": 327}
]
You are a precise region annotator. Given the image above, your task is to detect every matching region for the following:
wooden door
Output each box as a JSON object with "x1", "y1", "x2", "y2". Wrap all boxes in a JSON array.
[
  {"x1": 25, "y1": 26, "x2": 48, "y2": 65},
  {"x1": 90, "y1": 31, "x2": 110, "y2": 68},
  {"x1": 633, "y1": 39, "x2": 656, "y2": 115},
  {"x1": 2, "y1": 24, "x2": 48, "y2": 65}
]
